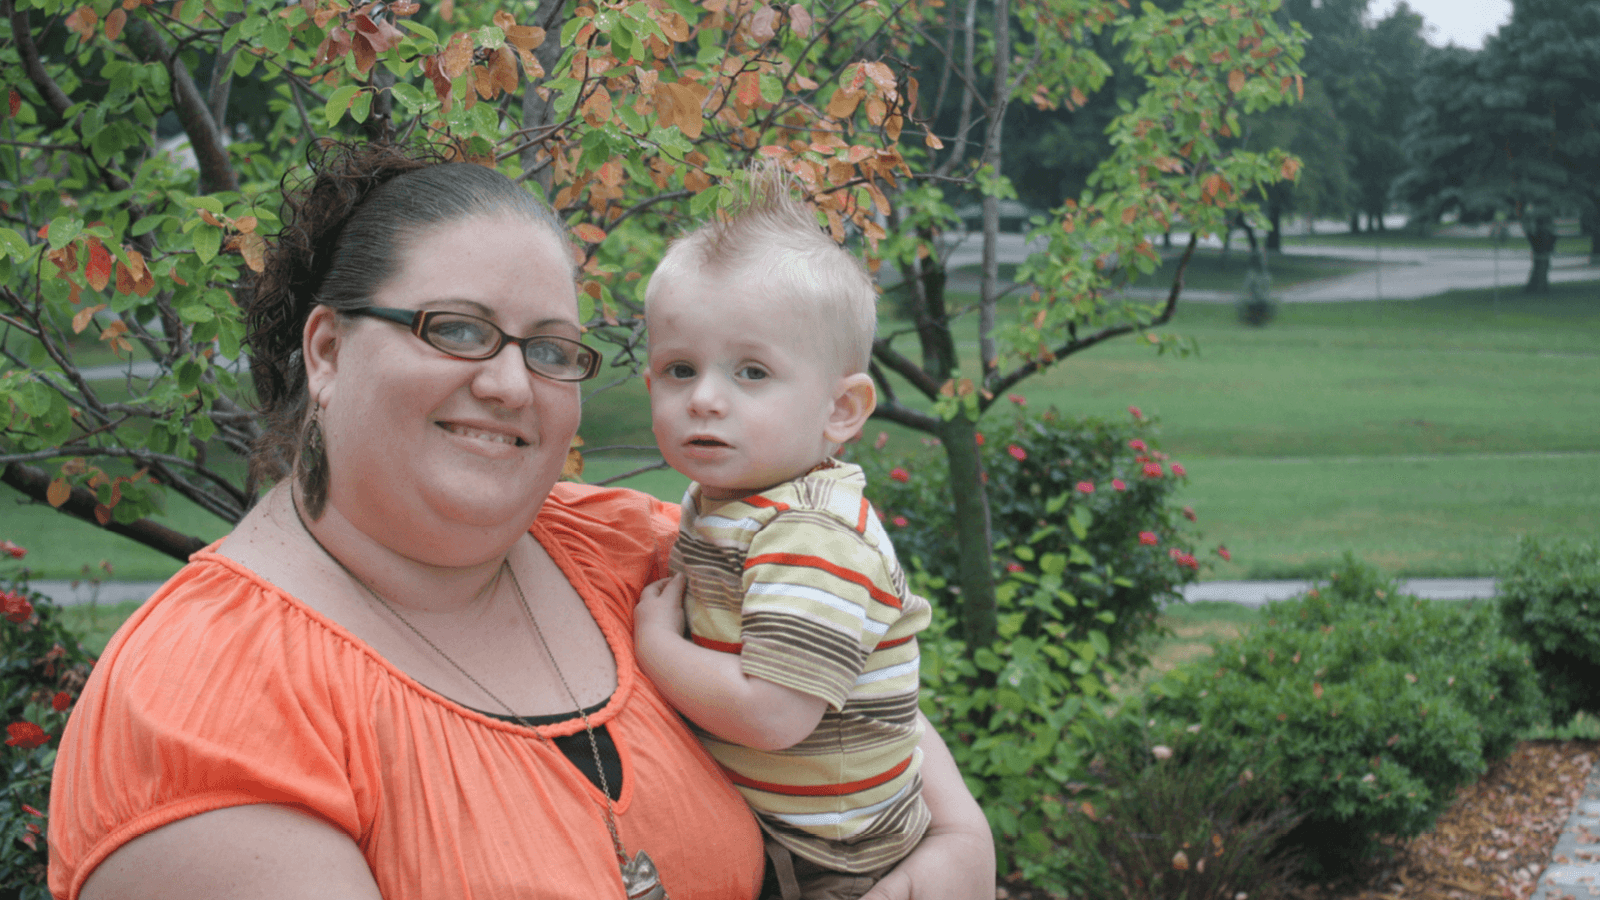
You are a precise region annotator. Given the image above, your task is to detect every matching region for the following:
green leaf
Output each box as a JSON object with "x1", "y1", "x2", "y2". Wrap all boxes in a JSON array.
[
  {"x1": 325, "y1": 85, "x2": 361, "y2": 127},
  {"x1": 46, "y1": 217, "x2": 83, "y2": 249},
  {"x1": 390, "y1": 82, "x2": 425, "y2": 109},
  {"x1": 191, "y1": 226, "x2": 222, "y2": 264},
  {"x1": 350, "y1": 90, "x2": 373, "y2": 124},
  {"x1": 0, "y1": 228, "x2": 30, "y2": 260}
]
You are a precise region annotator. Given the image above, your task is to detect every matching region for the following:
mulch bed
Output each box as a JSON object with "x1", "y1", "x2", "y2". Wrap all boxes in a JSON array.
[{"x1": 999, "y1": 740, "x2": 1598, "y2": 900}]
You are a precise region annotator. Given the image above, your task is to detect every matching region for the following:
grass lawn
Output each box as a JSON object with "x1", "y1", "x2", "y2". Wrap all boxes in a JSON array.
[{"x1": 1282, "y1": 230, "x2": 1592, "y2": 255}]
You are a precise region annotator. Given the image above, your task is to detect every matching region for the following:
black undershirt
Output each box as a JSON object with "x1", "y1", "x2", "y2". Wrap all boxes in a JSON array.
[{"x1": 470, "y1": 697, "x2": 623, "y2": 800}]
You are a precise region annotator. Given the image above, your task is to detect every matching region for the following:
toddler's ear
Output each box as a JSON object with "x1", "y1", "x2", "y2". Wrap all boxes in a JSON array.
[{"x1": 824, "y1": 374, "x2": 877, "y2": 445}]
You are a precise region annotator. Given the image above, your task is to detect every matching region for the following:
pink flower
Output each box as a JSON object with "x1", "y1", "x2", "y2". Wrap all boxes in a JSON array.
[
  {"x1": 1167, "y1": 550, "x2": 1199, "y2": 570},
  {"x1": 1007, "y1": 444, "x2": 1027, "y2": 461},
  {"x1": 5, "y1": 721, "x2": 47, "y2": 749},
  {"x1": 51, "y1": 692, "x2": 72, "y2": 712},
  {"x1": 1183, "y1": 505, "x2": 1197, "y2": 522},
  {"x1": 0, "y1": 540, "x2": 24, "y2": 559},
  {"x1": 20, "y1": 804, "x2": 43, "y2": 818},
  {"x1": 889, "y1": 468, "x2": 910, "y2": 483},
  {"x1": 1129, "y1": 406, "x2": 1143, "y2": 420},
  {"x1": 1008, "y1": 393, "x2": 1027, "y2": 406},
  {"x1": 974, "y1": 433, "x2": 985, "y2": 446},
  {"x1": 1075, "y1": 481, "x2": 1095, "y2": 494},
  {"x1": 1111, "y1": 478, "x2": 1126, "y2": 492},
  {"x1": 1128, "y1": 439, "x2": 1147, "y2": 452},
  {"x1": 892, "y1": 516, "x2": 908, "y2": 528},
  {"x1": 874, "y1": 431, "x2": 889, "y2": 450},
  {"x1": 1005, "y1": 563, "x2": 1024, "y2": 573},
  {"x1": 1139, "y1": 531, "x2": 1159, "y2": 546},
  {"x1": 1171, "y1": 463, "x2": 1187, "y2": 477},
  {"x1": 1142, "y1": 462, "x2": 1164, "y2": 478},
  {"x1": 1, "y1": 591, "x2": 32, "y2": 624},
  {"x1": 1216, "y1": 545, "x2": 1232, "y2": 562}
]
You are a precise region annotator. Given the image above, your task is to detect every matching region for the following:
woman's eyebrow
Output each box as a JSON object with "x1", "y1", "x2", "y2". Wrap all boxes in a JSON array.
[{"x1": 419, "y1": 300, "x2": 581, "y2": 333}]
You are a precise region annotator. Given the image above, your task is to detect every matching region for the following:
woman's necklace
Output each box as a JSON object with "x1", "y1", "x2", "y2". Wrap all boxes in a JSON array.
[{"x1": 289, "y1": 497, "x2": 669, "y2": 900}]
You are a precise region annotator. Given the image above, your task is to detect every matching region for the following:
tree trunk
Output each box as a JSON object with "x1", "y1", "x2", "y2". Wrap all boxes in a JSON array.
[
  {"x1": 1265, "y1": 204, "x2": 1282, "y2": 252},
  {"x1": 937, "y1": 415, "x2": 996, "y2": 647},
  {"x1": 2, "y1": 463, "x2": 206, "y2": 561},
  {"x1": 1523, "y1": 210, "x2": 1556, "y2": 293},
  {"x1": 1349, "y1": 212, "x2": 1361, "y2": 233}
]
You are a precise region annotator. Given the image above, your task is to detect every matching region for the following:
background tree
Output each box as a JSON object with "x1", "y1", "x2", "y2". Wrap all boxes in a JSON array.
[
  {"x1": 0, "y1": 0, "x2": 1303, "y2": 647},
  {"x1": 1399, "y1": 0, "x2": 1600, "y2": 291}
]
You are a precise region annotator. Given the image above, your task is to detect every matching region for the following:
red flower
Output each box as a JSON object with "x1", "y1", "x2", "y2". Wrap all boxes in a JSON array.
[
  {"x1": 1139, "y1": 531, "x2": 1159, "y2": 546},
  {"x1": 974, "y1": 433, "x2": 985, "y2": 446},
  {"x1": 1171, "y1": 463, "x2": 1187, "y2": 477},
  {"x1": 1182, "y1": 505, "x2": 1197, "y2": 522},
  {"x1": 1, "y1": 591, "x2": 33, "y2": 624},
  {"x1": 1005, "y1": 563, "x2": 1024, "y2": 573},
  {"x1": 892, "y1": 516, "x2": 908, "y2": 528},
  {"x1": 5, "y1": 721, "x2": 48, "y2": 749},
  {"x1": 889, "y1": 468, "x2": 910, "y2": 483},
  {"x1": 20, "y1": 804, "x2": 43, "y2": 818},
  {"x1": 52, "y1": 691, "x2": 72, "y2": 712},
  {"x1": 1008, "y1": 393, "x2": 1027, "y2": 406},
  {"x1": 1075, "y1": 481, "x2": 1095, "y2": 494},
  {"x1": 1128, "y1": 406, "x2": 1143, "y2": 420},
  {"x1": 1216, "y1": 545, "x2": 1232, "y2": 562},
  {"x1": 1142, "y1": 462, "x2": 1164, "y2": 478},
  {"x1": 1111, "y1": 478, "x2": 1127, "y2": 492},
  {"x1": 1128, "y1": 439, "x2": 1147, "y2": 452},
  {"x1": 0, "y1": 540, "x2": 24, "y2": 559},
  {"x1": 1007, "y1": 444, "x2": 1026, "y2": 461}
]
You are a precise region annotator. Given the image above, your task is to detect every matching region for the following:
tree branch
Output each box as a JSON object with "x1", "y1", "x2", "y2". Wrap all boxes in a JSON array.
[
  {"x1": 123, "y1": 18, "x2": 238, "y2": 194},
  {"x1": 2, "y1": 462, "x2": 206, "y2": 562}
]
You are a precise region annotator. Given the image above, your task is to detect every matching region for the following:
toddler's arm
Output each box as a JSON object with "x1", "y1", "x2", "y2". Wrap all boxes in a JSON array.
[{"x1": 634, "y1": 573, "x2": 827, "y2": 751}]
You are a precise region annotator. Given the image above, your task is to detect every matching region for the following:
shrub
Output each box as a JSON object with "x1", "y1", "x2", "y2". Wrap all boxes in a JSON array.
[
  {"x1": 1142, "y1": 556, "x2": 1542, "y2": 879},
  {"x1": 851, "y1": 405, "x2": 1207, "y2": 672},
  {"x1": 1058, "y1": 715, "x2": 1304, "y2": 900},
  {"x1": 0, "y1": 541, "x2": 98, "y2": 899},
  {"x1": 1497, "y1": 538, "x2": 1600, "y2": 726},
  {"x1": 918, "y1": 560, "x2": 1118, "y2": 887}
]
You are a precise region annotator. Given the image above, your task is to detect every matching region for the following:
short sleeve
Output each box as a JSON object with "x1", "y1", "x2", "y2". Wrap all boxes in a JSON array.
[
  {"x1": 736, "y1": 514, "x2": 903, "y2": 710},
  {"x1": 49, "y1": 560, "x2": 374, "y2": 900},
  {"x1": 537, "y1": 483, "x2": 682, "y2": 610}
]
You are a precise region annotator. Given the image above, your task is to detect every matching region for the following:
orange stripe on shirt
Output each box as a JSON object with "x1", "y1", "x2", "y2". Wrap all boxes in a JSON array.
[
  {"x1": 741, "y1": 496, "x2": 790, "y2": 512},
  {"x1": 724, "y1": 755, "x2": 913, "y2": 797},
  {"x1": 691, "y1": 634, "x2": 743, "y2": 654},
  {"x1": 876, "y1": 634, "x2": 913, "y2": 649},
  {"x1": 744, "y1": 553, "x2": 903, "y2": 610},
  {"x1": 855, "y1": 497, "x2": 871, "y2": 533}
]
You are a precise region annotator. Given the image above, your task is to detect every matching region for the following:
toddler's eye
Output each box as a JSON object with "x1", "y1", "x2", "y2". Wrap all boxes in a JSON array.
[
  {"x1": 736, "y1": 365, "x2": 768, "y2": 381},
  {"x1": 665, "y1": 362, "x2": 696, "y2": 379}
]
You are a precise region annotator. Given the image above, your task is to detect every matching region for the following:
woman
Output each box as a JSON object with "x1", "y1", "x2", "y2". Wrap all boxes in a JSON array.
[{"x1": 46, "y1": 143, "x2": 994, "y2": 900}]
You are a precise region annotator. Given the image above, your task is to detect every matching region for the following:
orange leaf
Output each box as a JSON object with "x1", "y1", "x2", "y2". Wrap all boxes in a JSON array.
[
  {"x1": 104, "y1": 7, "x2": 126, "y2": 39},
  {"x1": 572, "y1": 223, "x2": 607, "y2": 244},
  {"x1": 656, "y1": 10, "x2": 689, "y2": 41},
  {"x1": 72, "y1": 304, "x2": 106, "y2": 334},
  {"x1": 236, "y1": 232, "x2": 267, "y2": 273},
  {"x1": 1121, "y1": 206, "x2": 1138, "y2": 226},
  {"x1": 47, "y1": 478, "x2": 71, "y2": 508},
  {"x1": 1313, "y1": 682, "x2": 1324, "y2": 699},
  {"x1": 737, "y1": 72, "x2": 760, "y2": 108},
  {"x1": 490, "y1": 47, "x2": 519, "y2": 93},
  {"x1": 864, "y1": 96, "x2": 887, "y2": 126},
  {"x1": 505, "y1": 23, "x2": 546, "y2": 50},
  {"x1": 440, "y1": 33, "x2": 474, "y2": 79},
  {"x1": 8, "y1": 88, "x2": 19, "y2": 119},
  {"x1": 1172, "y1": 850, "x2": 1190, "y2": 871},
  {"x1": 749, "y1": 5, "x2": 777, "y2": 41},
  {"x1": 1228, "y1": 69, "x2": 1246, "y2": 93},
  {"x1": 924, "y1": 131, "x2": 944, "y2": 149},
  {"x1": 85, "y1": 237, "x2": 113, "y2": 291},
  {"x1": 862, "y1": 62, "x2": 896, "y2": 93},
  {"x1": 64, "y1": 6, "x2": 98, "y2": 40},
  {"x1": 94, "y1": 503, "x2": 112, "y2": 525},
  {"x1": 826, "y1": 90, "x2": 862, "y2": 119},
  {"x1": 1281, "y1": 157, "x2": 1301, "y2": 180}
]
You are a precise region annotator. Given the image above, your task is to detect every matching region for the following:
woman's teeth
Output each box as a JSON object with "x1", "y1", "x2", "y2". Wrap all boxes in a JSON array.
[{"x1": 443, "y1": 423, "x2": 522, "y2": 446}]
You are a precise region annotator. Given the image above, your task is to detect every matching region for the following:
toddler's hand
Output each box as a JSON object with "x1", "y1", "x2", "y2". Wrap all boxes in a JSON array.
[{"x1": 634, "y1": 572, "x2": 687, "y2": 641}]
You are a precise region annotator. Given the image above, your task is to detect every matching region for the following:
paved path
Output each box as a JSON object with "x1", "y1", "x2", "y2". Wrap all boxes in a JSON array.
[
  {"x1": 1532, "y1": 757, "x2": 1600, "y2": 900},
  {"x1": 918, "y1": 232, "x2": 1600, "y2": 303},
  {"x1": 1180, "y1": 577, "x2": 1496, "y2": 607}
]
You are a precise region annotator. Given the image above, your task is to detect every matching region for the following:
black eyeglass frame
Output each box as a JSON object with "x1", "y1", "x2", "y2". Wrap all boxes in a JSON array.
[{"x1": 343, "y1": 306, "x2": 601, "y2": 382}]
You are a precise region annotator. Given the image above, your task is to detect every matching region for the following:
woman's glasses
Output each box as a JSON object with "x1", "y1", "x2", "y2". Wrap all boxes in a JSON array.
[{"x1": 346, "y1": 307, "x2": 600, "y2": 382}]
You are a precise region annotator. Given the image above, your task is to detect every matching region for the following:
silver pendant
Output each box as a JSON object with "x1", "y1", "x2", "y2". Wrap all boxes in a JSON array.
[{"x1": 622, "y1": 850, "x2": 669, "y2": 900}]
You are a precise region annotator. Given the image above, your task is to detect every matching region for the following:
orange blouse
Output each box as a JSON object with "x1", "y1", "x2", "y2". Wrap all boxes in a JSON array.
[{"x1": 48, "y1": 483, "x2": 765, "y2": 900}]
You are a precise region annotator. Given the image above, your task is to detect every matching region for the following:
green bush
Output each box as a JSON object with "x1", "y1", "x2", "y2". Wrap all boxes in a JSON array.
[
  {"x1": 1142, "y1": 556, "x2": 1542, "y2": 879},
  {"x1": 0, "y1": 540, "x2": 98, "y2": 899},
  {"x1": 1497, "y1": 538, "x2": 1600, "y2": 726},
  {"x1": 851, "y1": 405, "x2": 1208, "y2": 672},
  {"x1": 1058, "y1": 715, "x2": 1304, "y2": 900},
  {"x1": 917, "y1": 559, "x2": 1118, "y2": 887}
]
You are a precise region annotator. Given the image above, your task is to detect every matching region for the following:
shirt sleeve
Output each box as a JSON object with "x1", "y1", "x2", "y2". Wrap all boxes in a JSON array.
[
  {"x1": 736, "y1": 513, "x2": 904, "y2": 710},
  {"x1": 49, "y1": 560, "x2": 373, "y2": 900}
]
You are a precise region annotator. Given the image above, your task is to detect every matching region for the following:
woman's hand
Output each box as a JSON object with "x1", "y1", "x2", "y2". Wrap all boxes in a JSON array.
[{"x1": 863, "y1": 714, "x2": 996, "y2": 900}]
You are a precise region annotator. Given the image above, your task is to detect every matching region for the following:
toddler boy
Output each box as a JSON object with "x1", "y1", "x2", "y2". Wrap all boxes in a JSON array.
[{"x1": 633, "y1": 173, "x2": 931, "y2": 900}]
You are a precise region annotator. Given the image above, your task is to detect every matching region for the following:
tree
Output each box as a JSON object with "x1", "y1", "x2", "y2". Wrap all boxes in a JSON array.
[
  {"x1": 0, "y1": 0, "x2": 1303, "y2": 647},
  {"x1": 1400, "y1": 0, "x2": 1600, "y2": 291}
]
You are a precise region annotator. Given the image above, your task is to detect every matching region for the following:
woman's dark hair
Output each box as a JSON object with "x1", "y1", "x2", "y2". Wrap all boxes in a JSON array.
[{"x1": 246, "y1": 141, "x2": 570, "y2": 514}]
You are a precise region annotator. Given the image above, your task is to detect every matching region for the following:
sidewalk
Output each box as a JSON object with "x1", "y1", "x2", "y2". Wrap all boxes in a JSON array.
[
  {"x1": 1532, "y1": 757, "x2": 1600, "y2": 900},
  {"x1": 1180, "y1": 577, "x2": 1497, "y2": 607}
]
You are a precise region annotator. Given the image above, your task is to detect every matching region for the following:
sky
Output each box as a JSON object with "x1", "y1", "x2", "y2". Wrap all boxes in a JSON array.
[{"x1": 1367, "y1": 0, "x2": 1513, "y2": 50}]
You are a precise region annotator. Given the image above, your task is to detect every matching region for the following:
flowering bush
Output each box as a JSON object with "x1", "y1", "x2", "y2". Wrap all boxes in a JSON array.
[
  {"x1": 1139, "y1": 556, "x2": 1543, "y2": 878},
  {"x1": 849, "y1": 406, "x2": 1204, "y2": 672},
  {"x1": 0, "y1": 542, "x2": 98, "y2": 898},
  {"x1": 1496, "y1": 537, "x2": 1600, "y2": 726}
]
